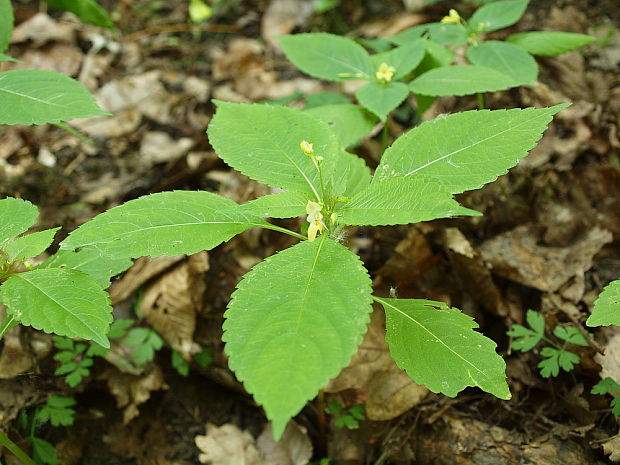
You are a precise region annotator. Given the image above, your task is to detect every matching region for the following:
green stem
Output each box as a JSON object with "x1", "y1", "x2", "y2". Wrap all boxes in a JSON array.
[
  {"x1": 257, "y1": 223, "x2": 307, "y2": 242},
  {"x1": 381, "y1": 119, "x2": 390, "y2": 153},
  {"x1": 476, "y1": 93, "x2": 485, "y2": 110},
  {"x1": 0, "y1": 430, "x2": 36, "y2": 465},
  {"x1": 0, "y1": 315, "x2": 17, "y2": 341},
  {"x1": 52, "y1": 122, "x2": 96, "y2": 146}
]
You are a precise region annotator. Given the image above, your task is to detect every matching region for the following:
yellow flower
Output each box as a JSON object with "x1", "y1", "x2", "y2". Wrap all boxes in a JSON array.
[
  {"x1": 306, "y1": 200, "x2": 325, "y2": 242},
  {"x1": 375, "y1": 63, "x2": 396, "y2": 83},
  {"x1": 440, "y1": 9, "x2": 462, "y2": 25},
  {"x1": 300, "y1": 140, "x2": 314, "y2": 155},
  {"x1": 189, "y1": 0, "x2": 212, "y2": 23}
]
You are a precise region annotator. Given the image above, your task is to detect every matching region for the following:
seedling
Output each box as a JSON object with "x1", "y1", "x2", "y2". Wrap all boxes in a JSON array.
[
  {"x1": 591, "y1": 377, "x2": 620, "y2": 416},
  {"x1": 325, "y1": 400, "x2": 365, "y2": 430},
  {"x1": 507, "y1": 309, "x2": 589, "y2": 377}
]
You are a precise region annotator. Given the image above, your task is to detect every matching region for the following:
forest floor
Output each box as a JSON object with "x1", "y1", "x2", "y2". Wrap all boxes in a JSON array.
[{"x1": 1, "y1": 0, "x2": 620, "y2": 464}]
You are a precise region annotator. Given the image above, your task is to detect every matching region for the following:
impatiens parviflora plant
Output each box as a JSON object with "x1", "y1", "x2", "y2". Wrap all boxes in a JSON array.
[
  {"x1": 58, "y1": 100, "x2": 567, "y2": 439},
  {"x1": 507, "y1": 309, "x2": 589, "y2": 377},
  {"x1": 391, "y1": 0, "x2": 595, "y2": 100},
  {"x1": 0, "y1": 0, "x2": 109, "y2": 125}
]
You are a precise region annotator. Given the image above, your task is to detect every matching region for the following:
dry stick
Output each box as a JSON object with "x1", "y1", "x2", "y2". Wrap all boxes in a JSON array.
[{"x1": 122, "y1": 23, "x2": 240, "y2": 43}]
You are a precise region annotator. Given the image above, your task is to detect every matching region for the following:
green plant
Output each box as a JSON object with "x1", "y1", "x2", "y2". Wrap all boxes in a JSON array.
[
  {"x1": 277, "y1": 0, "x2": 594, "y2": 119},
  {"x1": 43, "y1": 99, "x2": 566, "y2": 439},
  {"x1": 584, "y1": 279, "x2": 620, "y2": 328},
  {"x1": 591, "y1": 377, "x2": 620, "y2": 416},
  {"x1": 325, "y1": 400, "x2": 365, "y2": 429},
  {"x1": 507, "y1": 309, "x2": 589, "y2": 377}
]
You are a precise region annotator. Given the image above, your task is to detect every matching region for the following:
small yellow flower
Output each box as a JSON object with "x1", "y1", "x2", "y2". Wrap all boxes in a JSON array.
[
  {"x1": 300, "y1": 140, "x2": 314, "y2": 155},
  {"x1": 306, "y1": 200, "x2": 326, "y2": 242},
  {"x1": 189, "y1": 0, "x2": 212, "y2": 23},
  {"x1": 375, "y1": 63, "x2": 396, "y2": 83},
  {"x1": 440, "y1": 9, "x2": 462, "y2": 25}
]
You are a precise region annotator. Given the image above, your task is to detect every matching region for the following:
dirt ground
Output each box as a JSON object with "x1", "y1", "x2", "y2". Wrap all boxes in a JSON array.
[{"x1": 1, "y1": 0, "x2": 620, "y2": 464}]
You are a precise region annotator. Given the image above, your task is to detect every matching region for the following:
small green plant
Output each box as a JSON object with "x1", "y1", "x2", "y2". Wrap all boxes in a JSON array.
[
  {"x1": 584, "y1": 279, "x2": 620, "y2": 328},
  {"x1": 172, "y1": 347, "x2": 213, "y2": 376},
  {"x1": 278, "y1": 0, "x2": 594, "y2": 118},
  {"x1": 591, "y1": 377, "x2": 620, "y2": 416},
  {"x1": 325, "y1": 400, "x2": 365, "y2": 429},
  {"x1": 507, "y1": 309, "x2": 589, "y2": 377}
]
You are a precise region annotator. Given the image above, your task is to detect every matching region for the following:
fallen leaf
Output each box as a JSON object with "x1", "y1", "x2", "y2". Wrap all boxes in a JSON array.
[
  {"x1": 257, "y1": 423, "x2": 312, "y2": 465},
  {"x1": 140, "y1": 131, "x2": 194, "y2": 166},
  {"x1": 261, "y1": 0, "x2": 314, "y2": 48},
  {"x1": 10, "y1": 13, "x2": 75, "y2": 46},
  {"x1": 196, "y1": 423, "x2": 262, "y2": 465},
  {"x1": 0, "y1": 326, "x2": 32, "y2": 379}
]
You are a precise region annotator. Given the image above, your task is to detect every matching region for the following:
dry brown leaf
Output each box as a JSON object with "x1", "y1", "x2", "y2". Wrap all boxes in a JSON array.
[
  {"x1": 110, "y1": 255, "x2": 184, "y2": 304},
  {"x1": 4, "y1": 44, "x2": 83, "y2": 75},
  {"x1": 0, "y1": 326, "x2": 32, "y2": 379},
  {"x1": 141, "y1": 252, "x2": 209, "y2": 357},
  {"x1": 326, "y1": 309, "x2": 428, "y2": 420},
  {"x1": 261, "y1": 0, "x2": 314, "y2": 48},
  {"x1": 602, "y1": 434, "x2": 620, "y2": 463},
  {"x1": 479, "y1": 226, "x2": 613, "y2": 292},
  {"x1": 100, "y1": 364, "x2": 168, "y2": 424},
  {"x1": 195, "y1": 423, "x2": 311, "y2": 465},
  {"x1": 10, "y1": 13, "x2": 75, "y2": 45},
  {"x1": 140, "y1": 131, "x2": 194, "y2": 166},
  {"x1": 103, "y1": 416, "x2": 173, "y2": 464}
]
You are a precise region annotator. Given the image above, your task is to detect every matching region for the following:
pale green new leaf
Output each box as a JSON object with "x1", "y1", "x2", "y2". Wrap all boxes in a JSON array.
[
  {"x1": 40, "y1": 248, "x2": 133, "y2": 287},
  {"x1": 422, "y1": 40, "x2": 455, "y2": 68},
  {"x1": 3, "y1": 227, "x2": 60, "y2": 261},
  {"x1": 0, "y1": 268, "x2": 113, "y2": 347},
  {"x1": 586, "y1": 279, "x2": 620, "y2": 327},
  {"x1": 469, "y1": 0, "x2": 528, "y2": 33},
  {"x1": 467, "y1": 41, "x2": 538, "y2": 85},
  {"x1": 0, "y1": 197, "x2": 39, "y2": 245},
  {"x1": 0, "y1": 70, "x2": 109, "y2": 125},
  {"x1": 370, "y1": 40, "x2": 426, "y2": 79},
  {"x1": 355, "y1": 82, "x2": 409, "y2": 122},
  {"x1": 377, "y1": 297, "x2": 510, "y2": 399},
  {"x1": 61, "y1": 191, "x2": 268, "y2": 258},
  {"x1": 374, "y1": 104, "x2": 568, "y2": 194},
  {"x1": 506, "y1": 31, "x2": 596, "y2": 56},
  {"x1": 390, "y1": 23, "x2": 467, "y2": 47},
  {"x1": 306, "y1": 104, "x2": 377, "y2": 148},
  {"x1": 277, "y1": 33, "x2": 373, "y2": 82},
  {"x1": 0, "y1": 53, "x2": 19, "y2": 62},
  {"x1": 410, "y1": 65, "x2": 520, "y2": 97},
  {"x1": 340, "y1": 176, "x2": 479, "y2": 226},
  {"x1": 208, "y1": 102, "x2": 339, "y2": 200},
  {"x1": 224, "y1": 237, "x2": 373, "y2": 439},
  {"x1": 0, "y1": 0, "x2": 13, "y2": 54},
  {"x1": 331, "y1": 150, "x2": 371, "y2": 198},
  {"x1": 239, "y1": 191, "x2": 308, "y2": 219},
  {"x1": 44, "y1": 0, "x2": 114, "y2": 29}
]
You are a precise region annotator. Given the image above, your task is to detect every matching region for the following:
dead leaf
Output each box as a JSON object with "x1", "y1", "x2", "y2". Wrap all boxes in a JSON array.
[
  {"x1": 141, "y1": 252, "x2": 209, "y2": 357},
  {"x1": 110, "y1": 255, "x2": 185, "y2": 304},
  {"x1": 140, "y1": 131, "x2": 194, "y2": 166},
  {"x1": 326, "y1": 309, "x2": 428, "y2": 420},
  {"x1": 10, "y1": 13, "x2": 75, "y2": 46},
  {"x1": 100, "y1": 364, "x2": 168, "y2": 424},
  {"x1": 257, "y1": 423, "x2": 312, "y2": 465},
  {"x1": 0, "y1": 326, "x2": 32, "y2": 379},
  {"x1": 602, "y1": 434, "x2": 620, "y2": 463},
  {"x1": 261, "y1": 0, "x2": 314, "y2": 48},
  {"x1": 196, "y1": 423, "x2": 262, "y2": 465},
  {"x1": 479, "y1": 226, "x2": 612, "y2": 292}
]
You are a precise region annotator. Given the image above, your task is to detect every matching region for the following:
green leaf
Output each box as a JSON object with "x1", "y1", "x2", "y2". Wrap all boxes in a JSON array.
[
  {"x1": 373, "y1": 104, "x2": 568, "y2": 194},
  {"x1": 193, "y1": 348, "x2": 213, "y2": 367},
  {"x1": 172, "y1": 350, "x2": 190, "y2": 376},
  {"x1": 390, "y1": 23, "x2": 468, "y2": 47},
  {"x1": 377, "y1": 297, "x2": 510, "y2": 399},
  {"x1": 3, "y1": 228, "x2": 60, "y2": 261},
  {"x1": 370, "y1": 40, "x2": 426, "y2": 79},
  {"x1": 525, "y1": 309, "x2": 545, "y2": 335},
  {"x1": 507, "y1": 310, "x2": 544, "y2": 351},
  {"x1": 506, "y1": 31, "x2": 596, "y2": 56},
  {"x1": 553, "y1": 326, "x2": 588, "y2": 346},
  {"x1": 36, "y1": 396, "x2": 76, "y2": 427},
  {"x1": 107, "y1": 319, "x2": 133, "y2": 339},
  {"x1": 224, "y1": 237, "x2": 373, "y2": 439},
  {"x1": 0, "y1": 268, "x2": 112, "y2": 347},
  {"x1": 277, "y1": 33, "x2": 373, "y2": 82},
  {"x1": 339, "y1": 176, "x2": 479, "y2": 226},
  {"x1": 612, "y1": 397, "x2": 620, "y2": 416},
  {"x1": 467, "y1": 41, "x2": 538, "y2": 85},
  {"x1": 586, "y1": 280, "x2": 620, "y2": 327},
  {"x1": 61, "y1": 191, "x2": 266, "y2": 259},
  {"x1": 0, "y1": 0, "x2": 13, "y2": 54},
  {"x1": 40, "y1": 248, "x2": 133, "y2": 288},
  {"x1": 304, "y1": 92, "x2": 350, "y2": 109},
  {"x1": 0, "y1": 70, "x2": 109, "y2": 125},
  {"x1": 30, "y1": 437, "x2": 57, "y2": 465},
  {"x1": 0, "y1": 53, "x2": 20, "y2": 62},
  {"x1": 592, "y1": 377, "x2": 620, "y2": 395},
  {"x1": 421, "y1": 40, "x2": 455, "y2": 68},
  {"x1": 43, "y1": 0, "x2": 114, "y2": 29},
  {"x1": 125, "y1": 327, "x2": 163, "y2": 365},
  {"x1": 331, "y1": 150, "x2": 371, "y2": 198},
  {"x1": 410, "y1": 65, "x2": 520, "y2": 97},
  {"x1": 538, "y1": 347, "x2": 576, "y2": 377},
  {"x1": 306, "y1": 104, "x2": 377, "y2": 148},
  {"x1": 0, "y1": 197, "x2": 39, "y2": 246},
  {"x1": 208, "y1": 102, "x2": 339, "y2": 200},
  {"x1": 355, "y1": 82, "x2": 409, "y2": 122},
  {"x1": 239, "y1": 191, "x2": 308, "y2": 219},
  {"x1": 469, "y1": 0, "x2": 529, "y2": 33}
]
